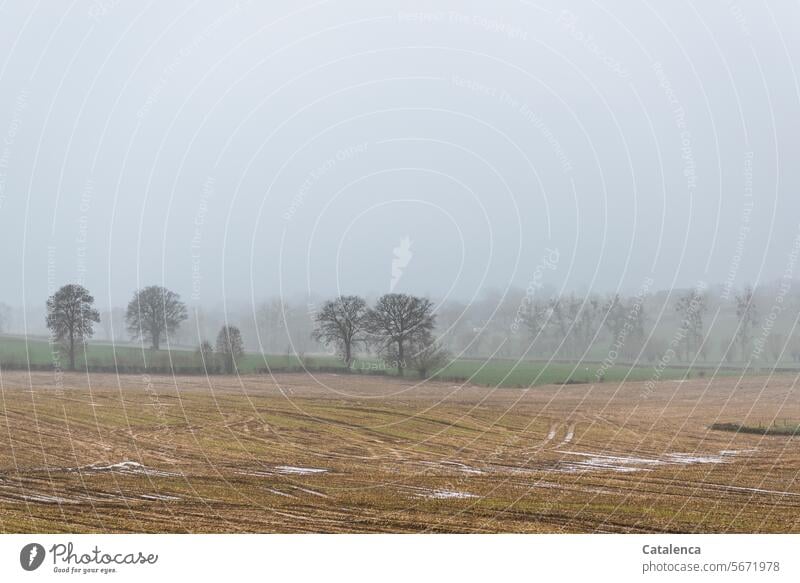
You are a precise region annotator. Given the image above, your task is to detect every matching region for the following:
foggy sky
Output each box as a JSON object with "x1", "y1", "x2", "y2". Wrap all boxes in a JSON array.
[{"x1": 1, "y1": 0, "x2": 799, "y2": 314}]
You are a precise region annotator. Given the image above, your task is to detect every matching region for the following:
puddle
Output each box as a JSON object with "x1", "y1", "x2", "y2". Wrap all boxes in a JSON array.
[
  {"x1": 237, "y1": 466, "x2": 329, "y2": 477},
  {"x1": 140, "y1": 494, "x2": 180, "y2": 501},
  {"x1": 557, "y1": 451, "x2": 665, "y2": 473},
  {"x1": 274, "y1": 466, "x2": 328, "y2": 475},
  {"x1": 553, "y1": 449, "x2": 749, "y2": 473},
  {"x1": 417, "y1": 489, "x2": 478, "y2": 500},
  {"x1": 72, "y1": 461, "x2": 179, "y2": 477},
  {"x1": 19, "y1": 493, "x2": 80, "y2": 504},
  {"x1": 400, "y1": 485, "x2": 480, "y2": 500},
  {"x1": 664, "y1": 453, "x2": 727, "y2": 464}
]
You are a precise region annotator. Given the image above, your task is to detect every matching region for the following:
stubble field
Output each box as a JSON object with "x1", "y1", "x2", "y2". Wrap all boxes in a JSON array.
[{"x1": 0, "y1": 370, "x2": 798, "y2": 533}]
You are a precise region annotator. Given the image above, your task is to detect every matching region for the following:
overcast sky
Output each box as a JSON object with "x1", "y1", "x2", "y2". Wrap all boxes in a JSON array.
[{"x1": 1, "y1": 0, "x2": 799, "y2": 312}]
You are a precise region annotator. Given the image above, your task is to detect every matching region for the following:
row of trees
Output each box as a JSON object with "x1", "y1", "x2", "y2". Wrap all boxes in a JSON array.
[
  {"x1": 522, "y1": 293, "x2": 647, "y2": 360},
  {"x1": 517, "y1": 285, "x2": 778, "y2": 364},
  {"x1": 312, "y1": 293, "x2": 447, "y2": 377},
  {"x1": 44, "y1": 285, "x2": 447, "y2": 377},
  {"x1": 39, "y1": 281, "x2": 795, "y2": 374},
  {"x1": 45, "y1": 284, "x2": 244, "y2": 371},
  {"x1": 661, "y1": 286, "x2": 764, "y2": 363},
  {"x1": 519, "y1": 289, "x2": 694, "y2": 362}
]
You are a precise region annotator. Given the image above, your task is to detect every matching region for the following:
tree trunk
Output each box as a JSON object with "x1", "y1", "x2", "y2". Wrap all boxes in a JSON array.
[
  {"x1": 345, "y1": 342, "x2": 352, "y2": 369},
  {"x1": 397, "y1": 340, "x2": 404, "y2": 376},
  {"x1": 69, "y1": 334, "x2": 75, "y2": 371},
  {"x1": 152, "y1": 331, "x2": 160, "y2": 351}
]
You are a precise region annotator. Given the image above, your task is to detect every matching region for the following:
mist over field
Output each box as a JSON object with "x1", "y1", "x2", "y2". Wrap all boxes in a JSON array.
[
  {"x1": 1, "y1": 1, "x2": 799, "y2": 323},
  {"x1": 4, "y1": 1, "x2": 800, "y2": 544}
]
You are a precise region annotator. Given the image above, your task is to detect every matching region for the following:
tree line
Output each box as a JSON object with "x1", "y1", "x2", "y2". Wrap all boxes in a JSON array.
[
  {"x1": 515, "y1": 284, "x2": 792, "y2": 364},
  {"x1": 43, "y1": 285, "x2": 449, "y2": 378},
  {"x1": 44, "y1": 284, "x2": 243, "y2": 372},
  {"x1": 34, "y1": 281, "x2": 800, "y2": 375}
]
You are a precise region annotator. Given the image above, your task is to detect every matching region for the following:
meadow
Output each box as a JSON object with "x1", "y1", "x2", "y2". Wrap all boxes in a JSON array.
[
  {"x1": 0, "y1": 334, "x2": 330, "y2": 374},
  {"x1": 0, "y1": 334, "x2": 728, "y2": 388}
]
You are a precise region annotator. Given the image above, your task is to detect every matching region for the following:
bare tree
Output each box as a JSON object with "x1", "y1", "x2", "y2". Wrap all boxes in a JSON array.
[
  {"x1": 523, "y1": 300, "x2": 551, "y2": 353},
  {"x1": 602, "y1": 293, "x2": 646, "y2": 360},
  {"x1": 675, "y1": 288, "x2": 707, "y2": 361},
  {"x1": 623, "y1": 298, "x2": 647, "y2": 360},
  {"x1": 407, "y1": 337, "x2": 449, "y2": 378},
  {"x1": 125, "y1": 285, "x2": 187, "y2": 350},
  {"x1": 574, "y1": 295, "x2": 601, "y2": 354},
  {"x1": 734, "y1": 286, "x2": 758, "y2": 360},
  {"x1": 216, "y1": 325, "x2": 244, "y2": 374},
  {"x1": 311, "y1": 295, "x2": 368, "y2": 368},
  {"x1": 45, "y1": 284, "x2": 100, "y2": 370},
  {"x1": 367, "y1": 293, "x2": 436, "y2": 376},
  {"x1": 603, "y1": 294, "x2": 627, "y2": 340},
  {"x1": 547, "y1": 297, "x2": 573, "y2": 357},
  {"x1": 197, "y1": 340, "x2": 217, "y2": 373}
]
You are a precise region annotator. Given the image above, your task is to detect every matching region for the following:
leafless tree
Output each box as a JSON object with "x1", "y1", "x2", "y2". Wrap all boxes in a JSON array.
[
  {"x1": 734, "y1": 286, "x2": 758, "y2": 360},
  {"x1": 574, "y1": 295, "x2": 601, "y2": 354},
  {"x1": 125, "y1": 285, "x2": 187, "y2": 350},
  {"x1": 216, "y1": 325, "x2": 244, "y2": 374},
  {"x1": 197, "y1": 339, "x2": 217, "y2": 372},
  {"x1": 547, "y1": 297, "x2": 571, "y2": 356},
  {"x1": 311, "y1": 295, "x2": 368, "y2": 368},
  {"x1": 623, "y1": 299, "x2": 647, "y2": 360},
  {"x1": 603, "y1": 294, "x2": 627, "y2": 340},
  {"x1": 523, "y1": 300, "x2": 551, "y2": 355},
  {"x1": 675, "y1": 288, "x2": 707, "y2": 361},
  {"x1": 45, "y1": 284, "x2": 100, "y2": 370},
  {"x1": 366, "y1": 293, "x2": 436, "y2": 376},
  {"x1": 408, "y1": 337, "x2": 449, "y2": 378}
]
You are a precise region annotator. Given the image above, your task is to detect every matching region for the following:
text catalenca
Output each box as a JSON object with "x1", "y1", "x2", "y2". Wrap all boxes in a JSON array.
[{"x1": 642, "y1": 544, "x2": 701, "y2": 555}]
